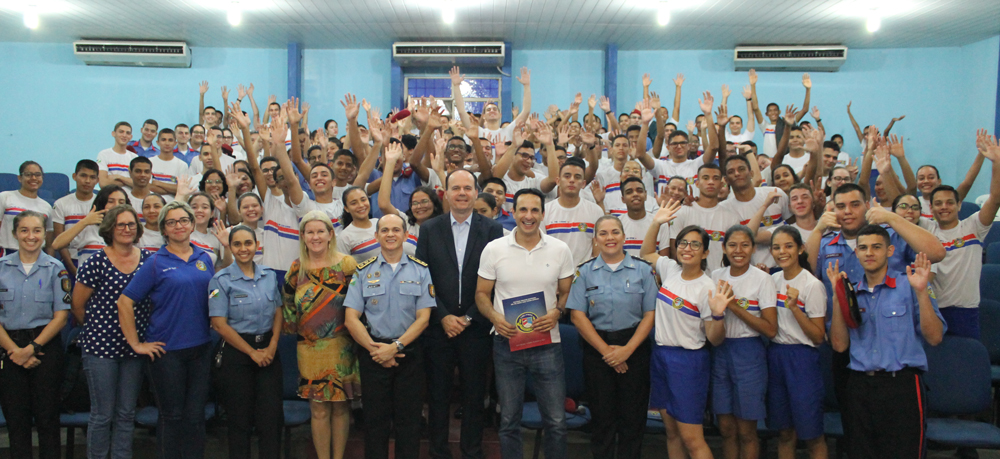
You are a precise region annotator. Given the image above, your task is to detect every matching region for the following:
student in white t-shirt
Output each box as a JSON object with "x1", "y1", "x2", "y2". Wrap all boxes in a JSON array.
[
  {"x1": 51, "y1": 185, "x2": 129, "y2": 270},
  {"x1": 915, "y1": 143, "x2": 987, "y2": 221},
  {"x1": 51, "y1": 160, "x2": 99, "y2": 276},
  {"x1": 926, "y1": 141, "x2": 1000, "y2": 339},
  {"x1": 542, "y1": 158, "x2": 605, "y2": 265},
  {"x1": 636, "y1": 99, "x2": 718, "y2": 196},
  {"x1": 596, "y1": 160, "x2": 659, "y2": 216},
  {"x1": 749, "y1": 70, "x2": 810, "y2": 159},
  {"x1": 616, "y1": 177, "x2": 658, "y2": 257},
  {"x1": 767, "y1": 226, "x2": 828, "y2": 457},
  {"x1": 639, "y1": 206, "x2": 728, "y2": 459},
  {"x1": 659, "y1": 163, "x2": 739, "y2": 272},
  {"x1": 478, "y1": 67, "x2": 532, "y2": 146},
  {"x1": 785, "y1": 183, "x2": 820, "y2": 244},
  {"x1": 721, "y1": 155, "x2": 792, "y2": 268},
  {"x1": 186, "y1": 192, "x2": 231, "y2": 271},
  {"x1": 0, "y1": 161, "x2": 54, "y2": 255},
  {"x1": 710, "y1": 225, "x2": 778, "y2": 459},
  {"x1": 138, "y1": 194, "x2": 166, "y2": 253},
  {"x1": 97, "y1": 121, "x2": 137, "y2": 188},
  {"x1": 149, "y1": 129, "x2": 189, "y2": 196},
  {"x1": 491, "y1": 122, "x2": 558, "y2": 212},
  {"x1": 723, "y1": 85, "x2": 756, "y2": 145},
  {"x1": 336, "y1": 187, "x2": 380, "y2": 261}
]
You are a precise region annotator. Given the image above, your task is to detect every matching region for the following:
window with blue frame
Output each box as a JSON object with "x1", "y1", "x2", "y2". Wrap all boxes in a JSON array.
[{"x1": 404, "y1": 77, "x2": 501, "y2": 118}]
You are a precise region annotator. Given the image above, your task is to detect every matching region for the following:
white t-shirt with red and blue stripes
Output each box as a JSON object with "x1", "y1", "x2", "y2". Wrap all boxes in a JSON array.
[
  {"x1": 929, "y1": 213, "x2": 992, "y2": 309},
  {"x1": 336, "y1": 219, "x2": 380, "y2": 261},
  {"x1": 52, "y1": 193, "x2": 96, "y2": 262},
  {"x1": 96, "y1": 148, "x2": 136, "y2": 180},
  {"x1": 653, "y1": 257, "x2": 716, "y2": 349},
  {"x1": 542, "y1": 199, "x2": 604, "y2": 265},
  {"x1": 0, "y1": 190, "x2": 54, "y2": 251}
]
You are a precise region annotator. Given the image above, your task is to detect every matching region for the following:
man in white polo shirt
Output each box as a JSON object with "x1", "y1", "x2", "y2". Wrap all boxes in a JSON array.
[
  {"x1": 543, "y1": 157, "x2": 605, "y2": 264},
  {"x1": 476, "y1": 188, "x2": 575, "y2": 459}
]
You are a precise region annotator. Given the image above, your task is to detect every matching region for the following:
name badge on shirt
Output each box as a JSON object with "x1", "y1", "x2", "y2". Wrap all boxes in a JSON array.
[
  {"x1": 234, "y1": 293, "x2": 249, "y2": 298},
  {"x1": 825, "y1": 253, "x2": 843, "y2": 259},
  {"x1": 586, "y1": 286, "x2": 599, "y2": 292}
]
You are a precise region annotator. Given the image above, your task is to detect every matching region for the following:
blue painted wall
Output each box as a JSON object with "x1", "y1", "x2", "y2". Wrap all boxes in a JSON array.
[
  {"x1": 301, "y1": 49, "x2": 392, "y2": 131},
  {"x1": 0, "y1": 43, "x2": 287, "y2": 175},
  {"x1": 511, "y1": 50, "x2": 605, "y2": 122},
  {"x1": 617, "y1": 35, "x2": 1000, "y2": 198}
]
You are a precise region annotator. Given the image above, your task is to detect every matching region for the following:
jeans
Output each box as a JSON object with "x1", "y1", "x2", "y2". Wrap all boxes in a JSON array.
[
  {"x1": 83, "y1": 354, "x2": 144, "y2": 459},
  {"x1": 424, "y1": 324, "x2": 492, "y2": 459},
  {"x1": 147, "y1": 342, "x2": 212, "y2": 459},
  {"x1": 493, "y1": 336, "x2": 566, "y2": 459}
]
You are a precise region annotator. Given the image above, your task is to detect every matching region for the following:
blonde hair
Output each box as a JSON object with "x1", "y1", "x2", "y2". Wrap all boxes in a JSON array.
[{"x1": 297, "y1": 210, "x2": 356, "y2": 274}]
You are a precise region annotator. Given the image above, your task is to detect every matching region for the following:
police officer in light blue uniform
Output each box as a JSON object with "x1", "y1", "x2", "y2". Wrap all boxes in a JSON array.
[
  {"x1": 344, "y1": 213, "x2": 435, "y2": 459},
  {"x1": 567, "y1": 215, "x2": 657, "y2": 459},
  {"x1": 0, "y1": 210, "x2": 71, "y2": 459},
  {"x1": 208, "y1": 225, "x2": 283, "y2": 459}
]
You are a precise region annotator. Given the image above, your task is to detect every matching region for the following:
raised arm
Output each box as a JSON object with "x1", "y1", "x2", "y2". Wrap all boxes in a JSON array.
[
  {"x1": 749, "y1": 69, "x2": 764, "y2": 125},
  {"x1": 378, "y1": 142, "x2": 404, "y2": 217},
  {"x1": 886, "y1": 134, "x2": 917, "y2": 194},
  {"x1": 198, "y1": 81, "x2": 208, "y2": 125},
  {"x1": 342, "y1": 93, "x2": 368, "y2": 165},
  {"x1": 867, "y1": 205, "x2": 946, "y2": 263},
  {"x1": 771, "y1": 105, "x2": 796, "y2": 167},
  {"x1": 535, "y1": 121, "x2": 559, "y2": 194},
  {"x1": 230, "y1": 102, "x2": 266, "y2": 199},
  {"x1": 285, "y1": 97, "x2": 312, "y2": 180},
  {"x1": 220, "y1": 86, "x2": 231, "y2": 128},
  {"x1": 847, "y1": 101, "x2": 864, "y2": 143},
  {"x1": 245, "y1": 83, "x2": 260, "y2": 125},
  {"x1": 273, "y1": 107, "x2": 305, "y2": 206},
  {"x1": 634, "y1": 101, "x2": 657, "y2": 171},
  {"x1": 956, "y1": 132, "x2": 989, "y2": 202},
  {"x1": 672, "y1": 73, "x2": 684, "y2": 123},
  {"x1": 708, "y1": 97, "x2": 725, "y2": 166},
  {"x1": 883, "y1": 115, "x2": 905, "y2": 137},
  {"x1": 52, "y1": 207, "x2": 104, "y2": 251},
  {"x1": 600, "y1": 96, "x2": 620, "y2": 133},
  {"x1": 873, "y1": 143, "x2": 903, "y2": 205},
  {"x1": 742, "y1": 85, "x2": 756, "y2": 132},
  {"x1": 512, "y1": 67, "x2": 532, "y2": 127},
  {"x1": 977, "y1": 133, "x2": 1000, "y2": 225},
  {"x1": 794, "y1": 74, "x2": 811, "y2": 123}
]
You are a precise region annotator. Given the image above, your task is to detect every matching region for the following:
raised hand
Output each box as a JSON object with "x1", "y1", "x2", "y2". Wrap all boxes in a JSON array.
[
  {"x1": 811, "y1": 106, "x2": 821, "y2": 120},
  {"x1": 237, "y1": 84, "x2": 247, "y2": 99},
  {"x1": 865, "y1": 198, "x2": 893, "y2": 225},
  {"x1": 708, "y1": 280, "x2": 734, "y2": 317},
  {"x1": 686, "y1": 120, "x2": 696, "y2": 132},
  {"x1": 516, "y1": 67, "x2": 531, "y2": 86},
  {"x1": 906, "y1": 252, "x2": 931, "y2": 292},
  {"x1": 826, "y1": 260, "x2": 845, "y2": 288},
  {"x1": 784, "y1": 105, "x2": 797, "y2": 125},
  {"x1": 748, "y1": 69, "x2": 758, "y2": 85},
  {"x1": 715, "y1": 104, "x2": 729, "y2": 126},
  {"x1": 81, "y1": 206, "x2": 106, "y2": 226},
  {"x1": 226, "y1": 170, "x2": 242, "y2": 190},
  {"x1": 653, "y1": 199, "x2": 682, "y2": 225},
  {"x1": 361, "y1": 98, "x2": 371, "y2": 115},
  {"x1": 301, "y1": 102, "x2": 310, "y2": 118},
  {"x1": 535, "y1": 121, "x2": 554, "y2": 145},
  {"x1": 874, "y1": 144, "x2": 892, "y2": 174},
  {"x1": 557, "y1": 123, "x2": 571, "y2": 145},
  {"x1": 721, "y1": 84, "x2": 731, "y2": 99},
  {"x1": 221, "y1": 86, "x2": 229, "y2": 100},
  {"x1": 982, "y1": 134, "x2": 1000, "y2": 162},
  {"x1": 588, "y1": 94, "x2": 597, "y2": 109},
  {"x1": 802, "y1": 73, "x2": 812, "y2": 89},
  {"x1": 599, "y1": 95, "x2": 611, "y2": 113},
  {"x1": 642, "y1": 73, "x2": 652, "y2": 88},
  {"x1": 638, "y1": 100, "x2": 654, "y2": 124},
  {"x1": 590, "y1": 180, "x2": 605, "y2": 204},
  {"x1": 816, "y1": 210, "x2": 840, "y2": 233},
  {"x1": 211, "y1": 219, "x2": 231, "y2": 248},
  {"x1": 673, "y1": 73, "x2": 685, "y2": 86},
  {"x1": 892, "y1": 115, "x2": 906, "y2": 122},
  {"x1": 286, "y1": 98, "x2": 302, "y2": 124},
  {"x1": 230, "y1": 102, "x2": 250, "y2": 128},
  {"x1": 698, "y1": 91, "x2": 714, "y2": 116},
  {"x1": 341, "y1": 93, "x2": 360, "y2": 121},
  {"x1": 449, "y1": 65, "x2": 464, "y2": 86},
  {"x1": 267, "y1": 94, "x2": 276, "y2": 105},
  {"x1": 650, "y1": 91, "x2": 661, "y2": 110},
  {"x1": 804, "y1": 128, "x2": 822, "y2": 152},
  {"x1": 199, "y1": 81, "x2": 209, "y2": 95},
  {"x1": 246, "y1": 83, "x2": 254, "y2": 96},
  {"x1": 511, "y1": 104, "x2": 520, "y2": 120},
  {"x1": 384, "y1": 140, "x2": 403, "y2": 164},
  {"x1": 741, "y1": 85, "x2": 752, "y2": 99},
  {"x1": 887, "y1": 134, "x2": 906, "y2": 158}
]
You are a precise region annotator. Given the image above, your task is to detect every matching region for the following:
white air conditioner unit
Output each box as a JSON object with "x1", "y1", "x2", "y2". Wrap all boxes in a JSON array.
[
  {"x1": 73, "y1": 40, "x2": 192, "y2": 68},
  {"x1": 734, "y1": 45, "x2": 847, "y2": 72},
  {"x1": 392, "y1": 42, "x2": 505, "y2": 66}
]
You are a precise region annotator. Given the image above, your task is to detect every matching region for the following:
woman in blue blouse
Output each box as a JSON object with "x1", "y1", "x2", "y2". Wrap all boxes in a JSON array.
[
  {"x1": 117, "y1": 200, "x2": 214, "y2": 459},
  {"x1": 71, "y1": 204, "x2": 151, "y2": 459},
  {"x1": 0, "y1": 210, "x2": 71, "y2": 459}
]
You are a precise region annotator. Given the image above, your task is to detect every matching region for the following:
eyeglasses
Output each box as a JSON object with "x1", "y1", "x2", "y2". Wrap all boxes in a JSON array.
[
  {"x1": 163, "y1": 217, "x2": 192, "y2": 228},
  {"x1": 896, "y1": 203, "x2": 921, "y2": 212},
  {"x1": 669, "y1": 141, "x2": 689, "y2": 147},
  {"x1": 21, "y1": 172, "x2": 43, "y2": 179},
  {"x1": 830, "y1": 176, "x2": 850, "y2": 183},
  {"x1": 515, "y1": 153, "x2": 534, "y2": 160},
  {"x1": 261, "y1": 166, "x2": 279, "y2": 174},
  {"x1": 412, "y1": 199, "x2": 432, "y2": 207},
  {"x1": 115, "y1": 222, "x2": 137, "y2": 231},
  {"x1": 676, "y1": 240, "x2": 703, "y2": 249},
  {"x1": 205, "y1": 180, "x2": 224, "y2": 185}
]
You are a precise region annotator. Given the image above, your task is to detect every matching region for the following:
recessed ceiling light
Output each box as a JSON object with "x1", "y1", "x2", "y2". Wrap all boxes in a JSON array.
[
  {"x1": 657, "y1": 1, "x2": 670, "y2": 26},
  {"x1": 228, "y1": 1, "x2": 241, "y2": 26},
  {"x1": 866, "y1": 14, "x2": 881, "y2": 32},
  {"x1": 442, "y1": 6, "x2": 455, "y2": 24},
  {"x1": 23, "y1": 9, "x2": 38, "y2": 29}
]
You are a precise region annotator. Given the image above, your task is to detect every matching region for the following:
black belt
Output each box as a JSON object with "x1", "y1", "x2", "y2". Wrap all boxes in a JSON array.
[
  {"x1": 6, "y1": 325, "x2": 47, "y2": 343},
  {"x1": 238, "y1": 331, "x2": 273, "y2": 345},
  {"x1": 594, "y1": 326, "x2": 640, "y2": 343},
  {"x1": 855, "y1": 367, "x2": 921, "y2": 378}
]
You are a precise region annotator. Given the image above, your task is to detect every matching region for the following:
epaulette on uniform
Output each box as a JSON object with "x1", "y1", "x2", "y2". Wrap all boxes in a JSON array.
[
  {"x1": 357, "y1": 256, "x2": 379, "y2": 270},
  {"x1": 631, "y1": 255, "x2": 652, "y2": 266},
  {"x1": 408, "y1": 254, "x2": 428, "y2": 267},
  {"x1": 578, "y1": 256, "x2": 598, "y2": 268}
]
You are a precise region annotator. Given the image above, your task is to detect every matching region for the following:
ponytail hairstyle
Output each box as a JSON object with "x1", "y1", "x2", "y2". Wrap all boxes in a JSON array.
[
  {"x1": 721, "y1": 224, "x2": 755, "y2": 268},
  {"x1": 770, "y1": 226, "x2": 810, "y2": 271}
]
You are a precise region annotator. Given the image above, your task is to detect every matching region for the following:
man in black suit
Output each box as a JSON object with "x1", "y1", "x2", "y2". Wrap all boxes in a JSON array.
[{"x1": 416, "y1": 169, "x2": 504, "y2": 459}]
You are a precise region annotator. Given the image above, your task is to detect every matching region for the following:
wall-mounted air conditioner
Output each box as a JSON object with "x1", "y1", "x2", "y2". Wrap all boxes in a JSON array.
[
  {"x1": 734, "y1": 45, "x2": 847, "y2": 72},
  {"x1": 393, "y1": 42, "x2": 505, "y2": 66},
  {"x1": 73, "y1": 40, "x2": 192, "y2": 68}
]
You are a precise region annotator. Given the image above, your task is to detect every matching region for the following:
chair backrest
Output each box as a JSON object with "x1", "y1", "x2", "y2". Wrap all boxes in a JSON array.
[
  {"x1": 980, "y1": 265, "x2": 1000, "y2": 303},
  {"x1": 979, "y1": 299, "x2": 1000, "y2": 364},
  {"x1": 959, "y1": 201, "x2": 982, "y2": 220},
  {"x1": 42, "y1": 173, "x2": 70, "y2": 199},
  {"x1": 923, "y1": 336, "x2": 992, "y2": 415},
  {"x1": 0, "y1": 173, "x2": 19, "y2": 193},
  {"x1": 559, "y1": 323, "x2": 585, "y2": 399},
  {"x1": 983, "y1": 226, "x2": 1000, "y2": 255},
  {"x1": 818, "y1": 342, "x2": 839, "y2": 410},
  {"x1": 987, "y1": 243, "x2": 1000, "y2": 265},
  {"x1": 278, "y1": 334, "x2": 300, "y2": 399}
]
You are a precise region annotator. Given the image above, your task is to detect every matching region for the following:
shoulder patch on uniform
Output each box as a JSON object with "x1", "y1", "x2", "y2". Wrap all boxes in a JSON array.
[
  {"x1": 407, "y1": 255, "x2": 428, "y2": 267},
  {"x1": 357, "y1": 256, "x2": 379, "y2": 270},
  {"x1": 577, "y1": 256, "x2": 597, "y2": 268},
  {"x1": 630, "y1": 255, "x2": 652, "y2": 266}
]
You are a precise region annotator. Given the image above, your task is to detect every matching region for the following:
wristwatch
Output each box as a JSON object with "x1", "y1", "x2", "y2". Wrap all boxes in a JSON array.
[
  {"x1": 393, "y1": 339, "x2": 405, "y2": 352},
  {"x1": 29, "y1": 341, "x2": 41, "y2": 355}
]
